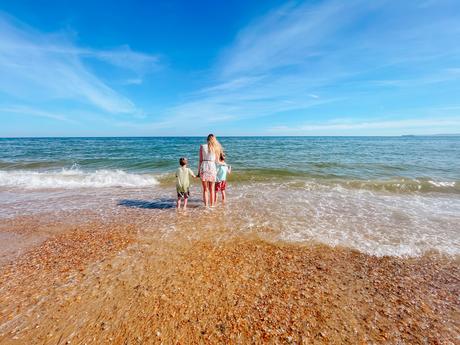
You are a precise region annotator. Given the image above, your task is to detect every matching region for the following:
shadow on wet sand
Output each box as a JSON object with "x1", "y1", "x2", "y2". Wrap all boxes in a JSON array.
[{"x1": 118, "y1": 198, "x2": 202, "y2": 209}]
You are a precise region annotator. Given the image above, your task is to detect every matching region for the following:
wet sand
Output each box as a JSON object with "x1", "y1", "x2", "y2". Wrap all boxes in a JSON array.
[{"x1": 0, "y1": 216, "x2": 459, "y2": 344}]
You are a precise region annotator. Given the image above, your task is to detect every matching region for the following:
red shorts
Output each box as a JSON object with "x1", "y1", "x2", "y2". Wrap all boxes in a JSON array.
[{"x1": 215, "y1": 181, "x2": 227, "y2": 192}]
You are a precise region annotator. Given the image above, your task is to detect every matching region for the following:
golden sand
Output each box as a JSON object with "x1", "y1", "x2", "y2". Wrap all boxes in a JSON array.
[{"x1": 0, "y1": 218, "x2": 459, "y2": 344}]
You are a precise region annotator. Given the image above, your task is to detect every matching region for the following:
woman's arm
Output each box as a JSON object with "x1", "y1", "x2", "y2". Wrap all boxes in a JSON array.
[{"x1": 198, "y1": 145, "x2": 203, "y2": 176}]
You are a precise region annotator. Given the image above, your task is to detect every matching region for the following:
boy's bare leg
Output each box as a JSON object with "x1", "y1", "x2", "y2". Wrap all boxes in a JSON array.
[
  {"x1": 221, "y1": 190, "x2": 226, "y2": 204},
  {"x1": 176, "y1": 198, "x2": 181, "y2": 209},
  {"x1": 183, "y1": 197, "x2": 188, "y2": 210}
]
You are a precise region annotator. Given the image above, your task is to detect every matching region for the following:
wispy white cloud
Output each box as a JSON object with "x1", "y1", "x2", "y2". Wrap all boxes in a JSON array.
[
  {"x1": 77, "y1": 45, "x2": 160, "y2": 74},
  {"x1": 370, "y1": 68, "x2": 460, "y2": 88},
  {"x1": 270, "y1": 117, "x2": 460, "y2": 133},
  {"x1": 218, "y1": 1, "x2": 352, "y2": 78},
  {"x1": 0, "y1": 105, "x2": 78, "y2": 123},
  {"x1": 122, "y1": 78, "x2": 144, "y2": 86},
  {"x1": 144, "y1": 0, "x2": 460, "y2": 133},
  {"x1": 268, "y1": 104, "x2": 460, "y2": 134},
  {"x1": 1, "y1": 43, "x2": 161, "y2": 75},
  {"x1": 196, "y1": 76, "x2": 263, "y2": 95},
  {"x1": 220, "y1": 0, "x2": 460, "y2": 84},
  {"x1": 0, "y1": 13, "x2": 159, "y2": 114}
]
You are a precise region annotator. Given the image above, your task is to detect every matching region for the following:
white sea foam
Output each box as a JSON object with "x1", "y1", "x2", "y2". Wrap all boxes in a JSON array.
[
  {"x1": 0, "y1": 169, "x2": 159, "y2": 189},
  {"x1": 225, "y1": 183, "x2": 460, "y2": 257},
  {"x1": 428, "y1": 180, "x2": 456, "y2": 187},
  {"x1": 1, "y1": 176, "x2": 459, "y2": 257}
]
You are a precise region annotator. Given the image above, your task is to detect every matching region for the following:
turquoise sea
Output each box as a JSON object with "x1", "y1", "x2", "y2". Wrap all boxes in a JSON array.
[
  {"x1": 0, "y1": 136, "x2": 459, "y2": 189},
  {"x1": 0, "y1": 136, "x2": 459, "y2": 257}
]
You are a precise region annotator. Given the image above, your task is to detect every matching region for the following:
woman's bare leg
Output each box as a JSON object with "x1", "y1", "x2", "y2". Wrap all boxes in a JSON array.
[
  {"x1": 209, "y1": 182, "x2": 215, "y2": 207},
  {"x1": 201, "y1": 180, "x2": 209, "y2": 206}
]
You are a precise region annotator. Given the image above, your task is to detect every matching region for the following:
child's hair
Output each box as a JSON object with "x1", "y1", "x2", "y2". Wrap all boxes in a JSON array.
[
  {"x1": 219, "y1": 151, "x2": 225, "y2": 162},
  {"x1": 179, "y1": 157, "x2": 188, "y2": 166}
]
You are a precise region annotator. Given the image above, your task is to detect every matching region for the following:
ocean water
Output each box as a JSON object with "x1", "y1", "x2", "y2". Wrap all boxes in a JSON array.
[{"x1": 0, "y1": 136, "x2": 459, "y2": 257}]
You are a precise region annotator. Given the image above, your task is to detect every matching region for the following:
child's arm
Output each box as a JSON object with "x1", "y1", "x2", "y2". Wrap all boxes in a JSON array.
[{"x1": 189, "y1": 168, "x2": 197, "y2": 178}]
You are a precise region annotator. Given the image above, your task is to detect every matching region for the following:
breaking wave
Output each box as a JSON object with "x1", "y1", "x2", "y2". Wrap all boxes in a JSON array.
[{"x1": 0, "y1": 169, "x2": 159, "y2": 189}]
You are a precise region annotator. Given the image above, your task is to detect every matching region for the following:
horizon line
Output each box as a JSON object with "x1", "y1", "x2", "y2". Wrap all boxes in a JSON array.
[{"x1": 1, "y1": 134, "x2": 459, "y2": 139}]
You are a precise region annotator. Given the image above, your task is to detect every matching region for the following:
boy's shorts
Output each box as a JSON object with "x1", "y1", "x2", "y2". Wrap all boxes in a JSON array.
[
  {"x1": 177, "y1": 189, "x2": 190, "y2": 199},
  {"x1": 215, "y1": 181, "x2": 227, "y2": 192}
]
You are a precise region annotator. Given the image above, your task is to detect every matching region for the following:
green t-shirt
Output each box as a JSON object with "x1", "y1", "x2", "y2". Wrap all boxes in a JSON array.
[{"x1": 176, "y1": 166, "x2": 194, "y2": 192}]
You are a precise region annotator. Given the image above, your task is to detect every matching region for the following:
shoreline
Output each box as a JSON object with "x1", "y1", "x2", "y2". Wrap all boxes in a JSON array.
[{"x1": 0, "y1": 219, "x2": 458, "y2": 344}]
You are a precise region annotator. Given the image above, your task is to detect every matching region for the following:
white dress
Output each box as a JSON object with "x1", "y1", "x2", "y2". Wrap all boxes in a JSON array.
[{"x1": 199, "y1": 144, "x2": 217, "y2": 182}]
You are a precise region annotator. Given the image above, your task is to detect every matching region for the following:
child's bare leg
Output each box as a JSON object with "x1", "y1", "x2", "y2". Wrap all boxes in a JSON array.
[
  {"x1": 176, "y1": 198, "x2": 181, "y2": 209},
  {"x1": 183, "y1": 197, "x2": 188, "y2": 210},
  {"x1": 221, "y1": 190, "x2": 226, "y2": 204}
]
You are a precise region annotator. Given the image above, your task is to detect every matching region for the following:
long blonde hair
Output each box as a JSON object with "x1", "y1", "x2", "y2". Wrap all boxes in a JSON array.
[{"x1": 207, "y1": 134, "x2": 222, "y2": 158}]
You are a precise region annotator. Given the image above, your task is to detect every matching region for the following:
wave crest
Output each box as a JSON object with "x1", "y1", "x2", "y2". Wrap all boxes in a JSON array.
[
  {"x1": 0, "y1": 169, "x2": 159, "y2": 189},
  {"x1": 228, "y1": 170, "x2": 459, "y2": 194}
]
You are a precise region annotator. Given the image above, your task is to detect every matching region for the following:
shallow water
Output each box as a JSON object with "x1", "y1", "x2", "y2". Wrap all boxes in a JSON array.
[{"x1": 0, "y1": 136, "x2": 459, "y2": 258}]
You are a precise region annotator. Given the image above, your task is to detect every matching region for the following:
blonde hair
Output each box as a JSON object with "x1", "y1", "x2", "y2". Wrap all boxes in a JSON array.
[{"x1": 207, "y1": 134, "x2": 222, "y2": 158}]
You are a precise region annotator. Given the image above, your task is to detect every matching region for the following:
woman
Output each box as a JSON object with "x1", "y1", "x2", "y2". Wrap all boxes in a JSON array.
[{"x1": 198, "y1": 134, "x2": 222, "y2": 207}]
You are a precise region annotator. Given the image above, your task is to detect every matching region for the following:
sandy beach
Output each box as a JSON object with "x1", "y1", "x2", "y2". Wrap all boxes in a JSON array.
[{"x1": 1, "y1": 211, "x2": 458, "y2": 344}]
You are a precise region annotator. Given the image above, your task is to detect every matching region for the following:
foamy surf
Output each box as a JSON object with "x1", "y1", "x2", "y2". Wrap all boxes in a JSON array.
[{"x1": 0, "y1": 169, "x2": 159, "y2": 189}]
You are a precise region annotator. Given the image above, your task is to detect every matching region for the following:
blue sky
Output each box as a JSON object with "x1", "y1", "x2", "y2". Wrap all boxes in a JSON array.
[{"x1": 1, "y1": 0, "x2": 459, "y2": 136}]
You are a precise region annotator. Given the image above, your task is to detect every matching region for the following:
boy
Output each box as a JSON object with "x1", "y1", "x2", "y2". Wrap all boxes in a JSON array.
[
  {"x1": 215, "y1": 152, "x2": 231, "y2": 204},
  {"x1": 176, "y1": 157, "x2": 196, "y2": 210}
]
